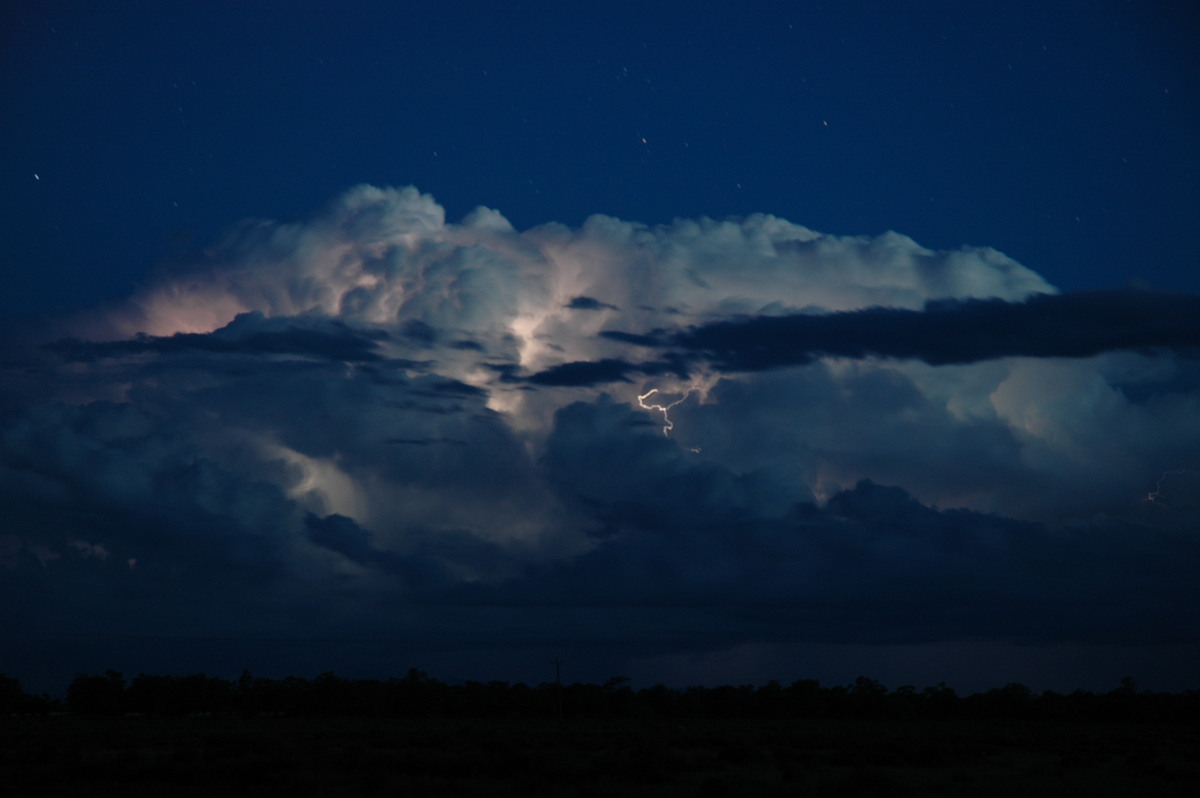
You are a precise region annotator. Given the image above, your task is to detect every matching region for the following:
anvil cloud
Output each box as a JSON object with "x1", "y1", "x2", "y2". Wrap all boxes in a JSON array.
[{"x1": 3, "y1": 185, "x2": 1198, "y2": 693}]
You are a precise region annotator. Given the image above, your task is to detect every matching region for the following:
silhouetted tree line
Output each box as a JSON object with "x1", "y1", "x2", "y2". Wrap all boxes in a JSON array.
[
  {"x1": 0, "y1": 674, "x2": 58, "y2": 715},
  {"x1": 3, "y1": 669, "x2": 1197, "y2": 723}
]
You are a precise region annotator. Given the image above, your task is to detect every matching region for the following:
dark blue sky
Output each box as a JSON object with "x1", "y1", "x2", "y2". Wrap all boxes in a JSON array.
[
  {"x1": 3, "y1": 0, "x2": 1198, "y2": 317},
  {"x1": 2, "y1": 2, "x2": 1200, "y2": 697}
]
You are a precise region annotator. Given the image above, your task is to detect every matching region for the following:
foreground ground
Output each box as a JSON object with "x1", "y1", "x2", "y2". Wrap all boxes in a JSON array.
[{"x1": 3, "y1": 714, "x2": 1197, "y2": 797}]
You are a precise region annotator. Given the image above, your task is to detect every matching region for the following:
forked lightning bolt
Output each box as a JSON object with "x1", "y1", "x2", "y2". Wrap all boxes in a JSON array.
[
  {"x1": 1142, "y1": 469, "x2": 1199, "y2": 510},
  {"x1": 638, "y1": 388, "x2": 693, "y2": 436}
]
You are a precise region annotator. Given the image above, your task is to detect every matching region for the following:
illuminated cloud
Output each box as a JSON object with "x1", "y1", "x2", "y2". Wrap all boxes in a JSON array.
[{"x1": 5, "y1": 184, "x2": 1199, "y2": 689}]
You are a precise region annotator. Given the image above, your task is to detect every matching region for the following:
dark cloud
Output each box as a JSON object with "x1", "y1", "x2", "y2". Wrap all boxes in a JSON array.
[
  {"x1": 306, "y1": 512, "x2": 378, "y2": 565},
  {"x1": 450, "y1": 398, "x2": 1200, "y2": 652},
  {"x1": 670, "y1": 290, "x2": 1200, "y2": 371},
  {"x1": 0, "y1": 399, "x2": 299, "y2": 632},
  {"x1": 599, "y1": 329, "x2": 665, "y2": 347},
  {"x1": 526, "y1": 358, "x2": 639, "y2": 386},
  {"x1": 4, "y1": 348, "x2": 1199, "y2": 694},
  {"x1": 533, "y1": 290, "x2": 1200, "y2": 388},
  {"x1": 408, "y1": 379, "x2": 488, "y2": 398},
  {"x1": 43, "y1": 312, "x2": 389, "y2": 364},
  {"x1": 399, "y1": 319, "x2": 438, "y2": 345},
  {"x1": 303, "y1": 511, "x2": 463, "y2": 589},
  {"x1": 526, "y1": 357, "x2": 690, "y2": 387},
  {"x1": 566, "y1": 296, "x2": 620, "y2": 311}
]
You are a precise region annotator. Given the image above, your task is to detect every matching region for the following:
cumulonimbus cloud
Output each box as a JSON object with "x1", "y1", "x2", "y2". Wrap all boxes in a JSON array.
[{"x1": 4, "y1": 184, "x2": 1199, "y2": 689}]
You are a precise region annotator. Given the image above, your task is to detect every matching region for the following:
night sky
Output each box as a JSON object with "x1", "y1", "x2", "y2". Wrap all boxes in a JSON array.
[{"x1": 2, "y1": 1, "x2": 1199, "y2": 697}]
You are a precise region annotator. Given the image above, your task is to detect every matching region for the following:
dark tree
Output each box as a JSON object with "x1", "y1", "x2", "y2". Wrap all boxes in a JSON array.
[{"x1": 67, "y1": 670, "x2": 127, "y2": 716}]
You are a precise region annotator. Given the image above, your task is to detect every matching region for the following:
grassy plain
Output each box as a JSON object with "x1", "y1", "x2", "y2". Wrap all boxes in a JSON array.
[{"x1": 3, "y1": 713, "x2": 1197, "y2": 797}]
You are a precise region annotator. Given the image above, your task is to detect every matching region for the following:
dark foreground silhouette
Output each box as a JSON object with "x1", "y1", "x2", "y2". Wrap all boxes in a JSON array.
[{"x1": 3, "y1": 671, "x2": 1198, "y2": 796}]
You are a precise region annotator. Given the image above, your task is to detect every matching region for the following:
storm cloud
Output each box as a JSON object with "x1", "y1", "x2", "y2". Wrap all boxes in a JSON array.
[
  {"x1": 670, "y1": 290, "x2": 1200, "y2": 370},
  {"x1": 44, "y1": 312, "x2": 390, "y2": 363},
  {"x1": 3, "y1": 185, "x2": 1198, "y2": 693}
]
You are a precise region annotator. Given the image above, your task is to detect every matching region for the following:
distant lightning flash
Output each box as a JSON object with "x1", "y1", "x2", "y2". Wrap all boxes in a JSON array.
[
  {"x1": 638, "y1": 388, "x2": 693, "y2": 436},
  {"x1": 1142, "y1": 469, "x2": 1200, "y2": 510}
]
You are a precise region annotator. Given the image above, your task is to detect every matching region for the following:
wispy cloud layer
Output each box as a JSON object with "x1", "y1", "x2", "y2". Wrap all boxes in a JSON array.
[{"x1": 3, "y1": 185, "x2": 1198, "y2": 690}]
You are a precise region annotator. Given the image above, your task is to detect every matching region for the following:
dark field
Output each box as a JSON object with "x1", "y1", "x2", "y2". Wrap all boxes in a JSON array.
[{"x1": 4, "y1": 713, "x2": 1198, "y2": 797}]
